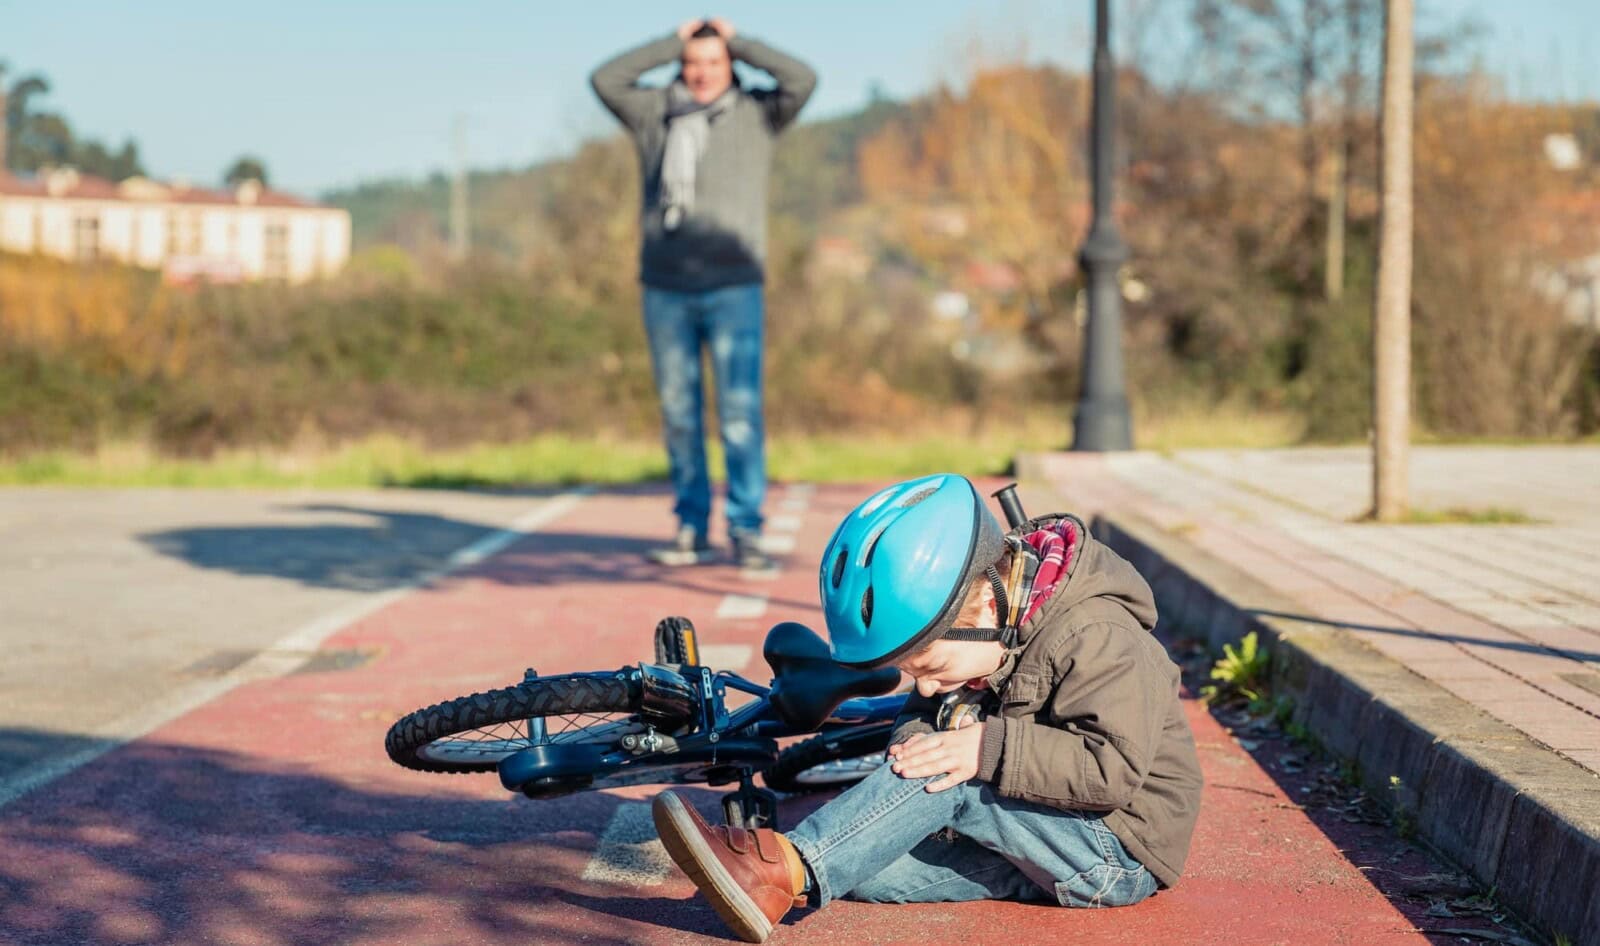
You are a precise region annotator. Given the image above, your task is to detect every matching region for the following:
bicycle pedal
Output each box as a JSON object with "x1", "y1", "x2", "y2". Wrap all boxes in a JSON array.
[{"x1": 653, "y1": 616, "x2": 700, "y2": 666}]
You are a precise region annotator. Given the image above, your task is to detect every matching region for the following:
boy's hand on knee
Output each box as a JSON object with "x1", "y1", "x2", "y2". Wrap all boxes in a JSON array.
[{"x1": 887, "y1": 718, "x2": 984, "y2": 792}]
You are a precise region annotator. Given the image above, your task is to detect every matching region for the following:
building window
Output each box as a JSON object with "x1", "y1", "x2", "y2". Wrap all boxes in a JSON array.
[
  {"x1": 264, "y1": 221, "x2": 289, "y2": 279},
  {"x1": 166, "y1": 212, "x2": 179, "y2": 257},
  {"x1": 73, "y1": 214, "x2": 100, "y2": 262}
]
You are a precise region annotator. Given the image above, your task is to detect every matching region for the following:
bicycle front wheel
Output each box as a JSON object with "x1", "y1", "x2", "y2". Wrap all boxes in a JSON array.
[
  {"x1": 762, "y1": 722, "x2": 893, "y2": 793},
  {"x1": 385, "y1": 671, "x2": 643, "y2": 775}
]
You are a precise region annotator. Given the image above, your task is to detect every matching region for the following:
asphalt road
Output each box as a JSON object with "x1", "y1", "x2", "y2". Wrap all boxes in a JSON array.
[{"x1": 0, "y1": 486, "x2": 576, "y2": 787}]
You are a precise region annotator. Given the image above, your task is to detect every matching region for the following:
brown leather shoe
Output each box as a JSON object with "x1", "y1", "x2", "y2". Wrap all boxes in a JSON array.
[{"x1": 652, "y1": 791, "x2": 806, "y2": 943}]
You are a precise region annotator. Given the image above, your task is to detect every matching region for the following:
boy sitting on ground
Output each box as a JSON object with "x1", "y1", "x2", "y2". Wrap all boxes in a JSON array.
[{"x1": 651, "y1": 473, "x2": 1204, "y2": 942}]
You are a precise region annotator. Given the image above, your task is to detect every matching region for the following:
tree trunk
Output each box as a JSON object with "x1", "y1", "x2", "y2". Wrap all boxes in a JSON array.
[
  {"x1": 1373, "y1": 0, "x2": 1413, "y2": 520},
  {"x1": 1329, "y1": 0, "x2": 1365, "y2": 303},
  {"x1": 1325, "y1": 143, "x2": 1346, "y2": 300},
  {"x1": 1299, "y1": 0, "x2": 1322, "y2": 289}
]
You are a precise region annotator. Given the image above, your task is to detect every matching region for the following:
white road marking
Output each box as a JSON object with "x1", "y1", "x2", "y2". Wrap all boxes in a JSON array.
[
  {"x1": 581, "y1": 801, "x2": 675, "y2": 886},
  {"x1": 696, "y1": 643, "x2": 754, "y2": 672},
  {"x1": 0, "y1": 489, "x2": 592, "y2": 812},
  {"x1": 716, "y1": 594, "x2": 769, "y2": 620},
  {"x1": 761, "y1": 533, "x2": 797, "y2": 554},
  {"x1": 447, "y1": 500, "x2": 582, "y2": 568},
  {"x1": 768, "y1": 514, "x2": 803, "y2": 533}
]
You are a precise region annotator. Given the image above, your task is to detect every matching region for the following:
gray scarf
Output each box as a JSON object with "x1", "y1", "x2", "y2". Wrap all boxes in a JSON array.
[{"x1": 660, "y1": 81, "x2": 735, "y2": 231}]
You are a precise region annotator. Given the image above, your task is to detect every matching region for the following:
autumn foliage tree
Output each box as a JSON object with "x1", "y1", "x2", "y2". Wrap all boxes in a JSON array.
[
  {"x1": 1410, "y1": 81, "x2": 1597, "y2": 436},
  {"x1": 849, "y1": 41, "x2": 1597, "y2": 436},
  {"x1": 859, "y1": 67, "x2": 1089, "y2": 328}
]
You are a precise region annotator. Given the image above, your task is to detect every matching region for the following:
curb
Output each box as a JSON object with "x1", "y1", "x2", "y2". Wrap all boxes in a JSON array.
[{"x1": 1089, "y1": 510, "x2": 1600, "y2": 946}]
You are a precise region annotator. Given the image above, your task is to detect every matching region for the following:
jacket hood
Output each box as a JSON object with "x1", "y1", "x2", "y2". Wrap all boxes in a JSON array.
[{"x1": 1018, "y1": 513, "x2": 1158, "y2": 643}]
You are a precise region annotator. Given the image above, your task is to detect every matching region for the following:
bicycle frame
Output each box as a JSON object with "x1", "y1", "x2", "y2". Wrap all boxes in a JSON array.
[
  {"x1": 413, "y1": 483, "x2": 1038, "y2": 818},
  {"x1": 496, "y1": 662, "x2": 905, "y2": 797}
]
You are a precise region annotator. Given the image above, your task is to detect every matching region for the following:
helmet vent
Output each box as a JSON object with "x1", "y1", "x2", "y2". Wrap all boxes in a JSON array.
[
  {"x1": 899, "y1": 486, "x2": 937, "y2": 508},
  {"x1": 860, "y1": 586, "x2": 874, "y2": 627},
  {"x1": 862, "y1": 526, "x2": 884, "y2": 568},
  {"x1": 831, "y1": 547, "x2": 848, "y2": 589}
]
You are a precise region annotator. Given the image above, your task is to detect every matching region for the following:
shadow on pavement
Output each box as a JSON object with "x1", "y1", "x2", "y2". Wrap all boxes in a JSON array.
[
  {"x1": 1248, "y1": 608, "x2": 1600, "y2": 664},
  {"x1": 138, "y1": 490, "x2": 819, "y2": 613},
  {"x1": 139, "y1": 504, "x2": 501, "y2": 592},
  {"x1": 0, "y1": 730, "x2": 113, "y2": 784},
  {"x1": 2, "y1": 681, "x2": 1509, "y2": 946},
  {"x1": 1167, "y1": 683, "x2": 1513, "y2": 945},
  {"x1": 0, "y1": 727, "x2": 749, "y2": 946}
]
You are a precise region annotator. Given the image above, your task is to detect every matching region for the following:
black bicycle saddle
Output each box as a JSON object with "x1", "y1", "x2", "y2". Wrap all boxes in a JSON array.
[{"x1": 763, "y1": 621, "x2": 902, "y2": 733}]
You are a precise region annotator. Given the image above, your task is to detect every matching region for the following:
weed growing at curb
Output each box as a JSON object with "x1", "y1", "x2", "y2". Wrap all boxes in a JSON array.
[{"x1": 1201, "y1": 631, "x2": 1271, "y2": 710}]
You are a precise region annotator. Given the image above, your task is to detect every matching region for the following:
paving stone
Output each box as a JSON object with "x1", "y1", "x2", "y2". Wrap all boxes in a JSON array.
[{"x1": 1038, "y1": 447, "x2": 1600, "y2": 945}]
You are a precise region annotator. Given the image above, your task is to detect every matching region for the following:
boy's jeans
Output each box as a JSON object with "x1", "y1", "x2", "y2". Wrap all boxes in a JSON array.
[
  {"x1": 642, "y1": 284, "x2": 766, "y2": 540},
  {"x1": 786, "y1": 763, "x2": 1158, "y2": 908}
]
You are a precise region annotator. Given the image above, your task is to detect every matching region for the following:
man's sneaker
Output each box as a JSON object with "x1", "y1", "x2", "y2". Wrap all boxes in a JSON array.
[
  {"x1": 652, "y1": 791, "x2": 806, "y2": 943},
  {"x1": 647, "y1": 525, "x2": 716, "y2": 566},
  {"x1": 730, "y1": 530, "x2": 773, "y2": 571}
]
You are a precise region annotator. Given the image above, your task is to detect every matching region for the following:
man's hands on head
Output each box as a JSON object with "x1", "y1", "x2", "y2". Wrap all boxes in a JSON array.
[
  {"x1": 887, "y1": 715, "x2": 984, "y2": 792},
  {"x1": 676, "y1": 17, "x2": 736, "y2": 42}
]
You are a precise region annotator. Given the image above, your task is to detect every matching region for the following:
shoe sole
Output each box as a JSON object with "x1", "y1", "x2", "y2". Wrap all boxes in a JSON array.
[{"x1": 652, "y1": 793, "x2": 774, "y2": 943}]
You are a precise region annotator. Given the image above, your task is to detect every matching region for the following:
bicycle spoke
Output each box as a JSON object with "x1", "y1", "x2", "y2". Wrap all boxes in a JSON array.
[{"x1": 418, "y1": 711, "x2": 637, "y2": 764}]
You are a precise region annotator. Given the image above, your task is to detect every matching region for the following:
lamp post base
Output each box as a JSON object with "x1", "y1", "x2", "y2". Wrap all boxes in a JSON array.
[{"x1": 1071, "y1": 398, "x2": 1133, "y2": 452}]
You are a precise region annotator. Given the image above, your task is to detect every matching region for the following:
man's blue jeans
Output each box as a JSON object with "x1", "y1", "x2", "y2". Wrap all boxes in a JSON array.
[
  {"x1": 786, "y1": 763, "x2": 1158, "y2": 908},
  {"x1": 642, "y1": 284, "x2": 766, "y2": 539}
]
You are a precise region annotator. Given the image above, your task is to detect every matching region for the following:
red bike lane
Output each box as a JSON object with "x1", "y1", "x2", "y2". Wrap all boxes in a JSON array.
[{"x1": 0, "y1": 483, "x2": 1473, "y2": 945}]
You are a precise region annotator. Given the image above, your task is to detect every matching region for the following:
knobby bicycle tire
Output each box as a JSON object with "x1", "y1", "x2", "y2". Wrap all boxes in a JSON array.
[{"x1": 385, "y1": 671, "x2": 639, "y2": 775}]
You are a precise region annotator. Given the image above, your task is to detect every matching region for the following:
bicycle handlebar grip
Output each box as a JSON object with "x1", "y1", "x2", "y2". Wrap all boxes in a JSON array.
[{"x1": 992, "y1": 482, "x2": 1027, "y2": 529}]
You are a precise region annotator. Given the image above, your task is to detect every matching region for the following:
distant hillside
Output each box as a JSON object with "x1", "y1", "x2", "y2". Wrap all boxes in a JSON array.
[
  {"x1": 322, "y1": 174, "x2": 451, "y2": 252},
  {"x1": 321, "y1": 98, "x2": 907, "y2": 258}
]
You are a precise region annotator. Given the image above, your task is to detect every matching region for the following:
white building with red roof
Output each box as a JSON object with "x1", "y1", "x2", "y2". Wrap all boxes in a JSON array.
[{"x1": 0, "y1": 167, "x2": 350, "y2": 284}]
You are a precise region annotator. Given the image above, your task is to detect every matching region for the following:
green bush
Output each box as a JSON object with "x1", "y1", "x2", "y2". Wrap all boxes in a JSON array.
[{"x1": 0, "y1": 253, "x2": 990, "y2": 456}]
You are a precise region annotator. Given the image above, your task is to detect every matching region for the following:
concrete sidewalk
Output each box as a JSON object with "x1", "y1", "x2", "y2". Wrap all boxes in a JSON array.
[{"x1": 1022, "y1": 445, "x2": 1600, "y2": 945}]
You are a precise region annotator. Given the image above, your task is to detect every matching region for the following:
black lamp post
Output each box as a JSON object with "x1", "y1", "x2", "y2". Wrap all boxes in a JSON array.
[{"x1": 1071, "y1": 0, "x2": 1133, "y2": 451}]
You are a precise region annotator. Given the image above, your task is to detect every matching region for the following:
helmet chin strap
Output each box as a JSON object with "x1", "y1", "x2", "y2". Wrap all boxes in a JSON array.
[
  {"x1": 987, "y1": 564, "x2": 1011, "y2": 623},
  {"x1": 942, "y1": 560, "x2": 1025, "y2": 649}
]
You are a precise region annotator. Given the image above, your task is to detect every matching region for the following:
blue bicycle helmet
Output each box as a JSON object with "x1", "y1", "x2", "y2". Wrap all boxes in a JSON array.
[{"x1": 819, "y1": 474, "x2": 1009, "y2": 668}]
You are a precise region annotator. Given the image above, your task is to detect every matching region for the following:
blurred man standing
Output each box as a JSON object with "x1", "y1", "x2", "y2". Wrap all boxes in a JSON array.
[{"x1": 591, "y1": 17, "x2": 816, "y2": 569}]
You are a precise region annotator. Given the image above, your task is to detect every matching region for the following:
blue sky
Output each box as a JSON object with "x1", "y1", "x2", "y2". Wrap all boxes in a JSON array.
[{"x1": 3, "y1": 0, "x2": 1596, "y2": 195}]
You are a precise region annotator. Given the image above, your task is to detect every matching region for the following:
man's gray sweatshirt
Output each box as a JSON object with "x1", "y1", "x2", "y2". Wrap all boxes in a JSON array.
[{"x1": 591, "y1": 34, "x2": 817, "y2": 292}]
